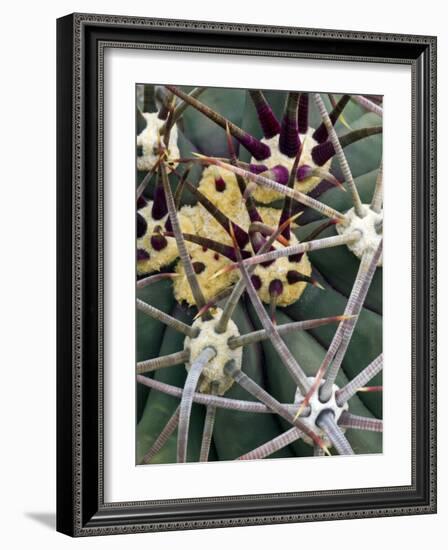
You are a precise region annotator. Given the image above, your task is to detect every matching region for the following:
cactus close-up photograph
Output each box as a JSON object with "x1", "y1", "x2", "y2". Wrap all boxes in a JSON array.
[
  {"x1": 135, "y1": 85, "x2": 383, "y2": 465},
  {"x1": 1, "y1": 0, "x2": 445, "y2": 545}
]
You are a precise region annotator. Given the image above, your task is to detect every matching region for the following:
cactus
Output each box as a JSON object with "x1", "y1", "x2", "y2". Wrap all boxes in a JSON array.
[{"x1": 136, "y1": 85, "x2": 383, "y2": 463}]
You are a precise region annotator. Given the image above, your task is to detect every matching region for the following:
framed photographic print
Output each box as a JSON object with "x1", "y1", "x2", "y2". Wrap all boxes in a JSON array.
[{"x1": 56, "y1": 13, "x2": 437, "y2": 536}]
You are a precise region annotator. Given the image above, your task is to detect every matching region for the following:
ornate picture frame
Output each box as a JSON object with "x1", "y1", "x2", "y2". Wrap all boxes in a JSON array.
[{"x1": 56, "y1": 13, "x2": 437, "y2": 536}]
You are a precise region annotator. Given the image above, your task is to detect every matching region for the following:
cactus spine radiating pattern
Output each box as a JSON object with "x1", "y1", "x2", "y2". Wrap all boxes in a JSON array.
[{"x1": 136, "y1": 84, "x2": 383, "y2": 464}]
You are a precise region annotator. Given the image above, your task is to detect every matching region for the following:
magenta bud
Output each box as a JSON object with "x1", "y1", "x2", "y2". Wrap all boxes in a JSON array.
[
  {"x1": 289, "y1": 253, "x2": 304, "y2": 263},
  {"x1": 232, "y1": 223, "x2": 250, "y2": 249},
  {"x1": 269, "y1": 279, "x2": 283, "y2": 296},
  {"x1": 150, "y1": 234, "x2": 168, "y2": 251},
  {"x1": 313, "y1": 94, "x2": 351, "y2": 144},
  {"x1": 193, "y1": 261, "x2": 206, "y2": 274},
  {"x1": 269, "y1": 165, "x2": 289, "y2": 185},
  {"x1": 137, "y1": 248, "x2": 150, "y2": 261},
  {"x1": 137, "y1": 195, "x2": 148, "y2": 210},
  {"x1": 214, "y1": 175, "x2": 226, "y2": 192},
  {"x1": 137, "y1": 213, "x2": 147, "y2": 239},
  {"x1": 251, "y1": 274, "x2": 262, "y2": 290},
  {"x1": 164, "y1": 217, "x2": 172, "y2": 233},
  {"x1": 240, "y1": 133, "x2": 271, "y2": 161},
  {"x1": 250, "y1": 230, "x2": 266, "y2": 254},
  {"x1": 297, "y1": 93, "x2": 309, "y2": 134},
  {"x1": 279, "y1": 92, "x2": 301, "y2": 158},
  {"x1": 296, "y1": 164, "x2": 314, "y2": 181},
  {"x1": 249, "y1": 163, "x2": 269, "y2": 174},
  {"x1": 249, "y1": 90, "x2": 281, "y2": 139},
  {"x1": 151, "y1": 180, "x2": 168, "y2": 221},
  {"x1": 286, "y1": 270, "x2": 304, "y2": 284},
  {"x1": 287, "y1": 270, "x2": 316, "y2": 286},
  {"x1": 312, "y1": 125, "x2": 328, "y2": 144},
  {"x1": 311, "y1": 141, "x2": 335, "y2": 166}
]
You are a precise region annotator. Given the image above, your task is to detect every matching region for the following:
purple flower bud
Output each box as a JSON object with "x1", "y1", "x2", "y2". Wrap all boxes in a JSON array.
[
  {"x1": 249, "y1": 90, "x2": 281, "y2": 139},
  {"x1": 251, "y1": 274, "x2": 262, "y2": 290},
  {"x1": 311, "y1": 141, "x2": 335, "y2": 166},
  {"x1": 137, "y1": 195, "x2": 148, "y2": 210},
  {"x1": 296, "y1": 164, "x2": 313, "y2": 181},
  {"x1": 214, "y1": 175, "x2": 226, "y2": 192},
  {"x1": 286, "y1": 270, "x2": 304, "y2": 284},
  {"x1": 279, "y1": 92, "x2": 301, "y2": 158},
  {"x1": 137, "y1": 213, "x2": 147, "y2": 239},
  {"x1": 193, "y1": 261, "x2": 206, "y2": 274},
  {"x1": 297, "y1": 93, "x2": 309, "y2": 134},
  {"x1": 151, "y1": 177, "x2": 168, "y2": 220},
  {"x1": 239, "y1": 133, "x2": 271, "y2": 161},
  {"x1": 231, "y1": 223, "x2": 250, "y2": 250},
  {"x1": 150, "y1": 234, "x2": 168, "y2": 251},
  {"x1": 289, "y1": 253, "x2": 304, "y2": 263},
  {"x1": 137, "y1": 248, "x2": 150, "y2": 261},
  {"x1": 164, "y1": 217, "x2": 172, "y2": 233},
  {"x1": 250, "y1": 231, "x2": 266, "y2": 254},
  {"x1": 312, "y1": 94, "x2": 350, "y2": 143},
  {"x1": 268, "y1": 165, "x2": 289, "y2": 185},
  {"x1": 269, "y1": 279, "x2": 283, "y2": 296},
  {"x1": 249, "y1": 163, "x2": 269, "y2": 175}
]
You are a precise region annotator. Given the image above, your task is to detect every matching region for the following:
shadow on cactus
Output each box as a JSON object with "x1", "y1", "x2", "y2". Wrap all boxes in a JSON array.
[{"x1": 135, "y1": 84, "x2": 383, "y2": 465}]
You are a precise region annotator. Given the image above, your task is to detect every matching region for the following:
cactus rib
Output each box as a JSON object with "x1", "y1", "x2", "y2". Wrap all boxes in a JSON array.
[
  {"x1": 137, "y1": 299, "x2": 197, "y2": 337},
  {"x1": 141, "y1": 406, "x2": 180, "y2": 464},
  {"x1": 137, "y1": 349, "x2": 190, "y2": 374},
  {"x1": 237, "y1": 427, "x2": 303, "y2": 460},
  {"x1": 336, "y1": 354, "x2": 383, "y2": 405}
]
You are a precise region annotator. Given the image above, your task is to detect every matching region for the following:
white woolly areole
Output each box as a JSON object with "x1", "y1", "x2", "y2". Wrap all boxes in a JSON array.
[
  {"x1": 184, "y1": 308, "x2": 242, "y2": 395},
  {"x1": 136, "y1": 112, "x2": 180, "y2": 172},
  {"x1": 336, "y1": 204, "x2": 383, "y2": 266},
  {"x1": 250, "y1": 127, "x2": 332, "y2": 203},
  {"x1": 294, "y1": 378, "x2": 348, "y2": 447}
]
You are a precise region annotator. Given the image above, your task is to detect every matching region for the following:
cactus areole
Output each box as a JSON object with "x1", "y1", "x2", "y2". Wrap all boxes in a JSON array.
[
  {"x1": 184, "y1": 309, "x2": 243, "y2": 396},
  {"x1": 295, "y1": 378, "x2": 348, "y2": 446},
  {"x1": 336, "y1": 204, "x2": 383, "y2": 265}
]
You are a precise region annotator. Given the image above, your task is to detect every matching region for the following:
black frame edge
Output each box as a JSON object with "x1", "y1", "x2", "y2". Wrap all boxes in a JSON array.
[{"x1": 56, "y1": 13, "x2": 75, "y2": 537}]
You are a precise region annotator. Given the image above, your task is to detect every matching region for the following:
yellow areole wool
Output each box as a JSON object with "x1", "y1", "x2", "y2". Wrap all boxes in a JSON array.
[
  {"x1": 253, "y1": 233, "x2": 312, "y2": 306},
  {"x1": 137, "y1": 202, "x2": 194, "y2": 275}
]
